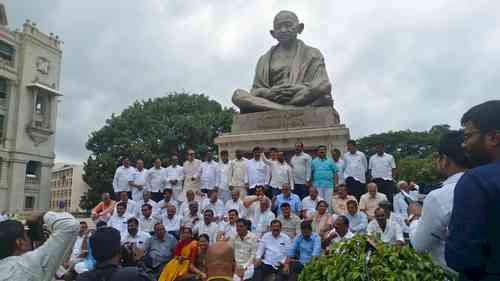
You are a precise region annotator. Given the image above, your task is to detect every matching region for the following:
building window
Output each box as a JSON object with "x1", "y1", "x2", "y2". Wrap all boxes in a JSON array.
[
  {"x1": 0, "y1": 78, "x2": 7, "y2": 99},
  {"x1": 25, "y1": 161, "x2": 41, "y2": 185},
  {"x1": 0, "y1": 114, "x2": 4, "y2": 137},
  {"x1": 0, "y1": 41, "x2": 15, "y2": 64},
  {"x1": 25, "y1": 196, "x2": 35, "y2": 210},
  {"x1": 25, "y1": 161, "x2": 40, "y2": 177}
]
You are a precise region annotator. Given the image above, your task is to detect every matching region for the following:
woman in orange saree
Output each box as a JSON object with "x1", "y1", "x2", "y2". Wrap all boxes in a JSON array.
[{"x1": 158, "y1": 227, "x2": 198, "y2": 281}]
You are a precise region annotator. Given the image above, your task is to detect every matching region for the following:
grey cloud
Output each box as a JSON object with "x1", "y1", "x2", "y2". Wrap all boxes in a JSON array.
[{"x1": 5, "y1": 0, "x2": 500, "y2": 163}]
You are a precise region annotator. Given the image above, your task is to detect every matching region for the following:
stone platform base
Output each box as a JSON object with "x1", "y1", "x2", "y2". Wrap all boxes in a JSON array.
[{"x1": 215, "y1": 107, "x2": 350, "y2": 156}]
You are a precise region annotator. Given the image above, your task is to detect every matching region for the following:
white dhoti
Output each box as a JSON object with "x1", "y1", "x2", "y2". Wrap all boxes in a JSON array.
[{"x1": 233, "y1": 264, "x2": 254, "y2": 281}]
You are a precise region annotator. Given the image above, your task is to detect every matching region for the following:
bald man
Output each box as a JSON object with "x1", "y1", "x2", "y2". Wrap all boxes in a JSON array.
[{"x1": 206, "y1": 242, "x2": 235, "y2": 281}]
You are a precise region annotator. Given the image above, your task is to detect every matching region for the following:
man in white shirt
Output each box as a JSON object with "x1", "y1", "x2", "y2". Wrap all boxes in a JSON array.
[
  {"x1": 217, "y1": 209, "x2": 239, "y2": 241},
  {"x1": 290, "y1": 142, "x2": 312, "y2": 200},
  {"x1": 409, "y1": 130, "x2": 468, "y2": 270},
  {"x1": 301, "y1": 186, "x2": 323, "y2": 219},
  {"x1": 164, "y1": 154, "x2": 184, "y2": 201},
  {"x1": 254, "y1": 220, "x2": 291, "y2": 281},
  {"x1": 263, "y1": 150, "x2": 294, "y2": 196},
  {"x1": 181, "y1": 201, "x2": 202, "y2": 228},
  {"x1": 121, "y1": 217, "x2": 151, "y2": 250},
  {"x1": 229, "y1": 218, "x2": 258, "y2": 281},
  {"x1": 128, "y1": 159, "x2": 148, "y2": 202},
  {"x1": 201, "y1": 190, "x2": 225, "y2": 222},
  {"x1": 369, "y1": 143, "x2": 397, "y2": 203},
  {"x1": 253, "y1": 197, "x2": 276, "y2": 238},
  {"x1": 359, "y1": 182, "x2": 388, "y2": 220},
  {"x1": 116, "y1": 191, "x2": 139, "y2": 217},
  {"x1": 393, "y1": 181, "x2": 417, "y2": 218},
  {"x1": 225, "y1": 189, "x2": 245, "y2": 219},
  {"x1": 157, "y1": 189, "x2": 179, "y2": 217},
  {"x1": 216, "y1": 150, "x2": 231, "y2": 203},
  {"x1": 245, "y1": 147, "x2": 269, "y2": 195},
  {"x1": 193, "y1": 209, "x2": 219, "y2": 244},
  {"x1": 161, "y1": 204, "x2": 181, "y2": 238},
  {"x1": 0, "y1": 211, "x2": 8, "y2": 222},
  {"x1": 179, "y1": 190, "x2": 197, "y2": 217},
  {"x1": 146, "y1": 158, "x2": 165, "y2": 202},
  {"x1": 112, "y1": 157, "x2": 135, "y2": 199},
  {"x1": 0, "y1": 212, "x2": 80, "y2": 281},
  {"x1": 69, "y1": 221, "x2": 89, "y2": 265},
  {"x1": 200, "y1": 151, "x2": 218, "y2": 197},
  {"x1": 324, "y1": 215, "x2": 355, "y2": 248},
  {"x1": 183, "y1": 149, "x2": 202, "y2": 199},
  {"x1": 343, "y1": 140, "x2": 368, "y2": 201},
  {"x1": 331, "y1": 148, "x2": 346, "y2": 185},
  {"x1": 367, "y1": 207, "x2": 404, "y2": 245},
  {"x1": 137, "y1": 191, "x2": 159, "y2": 218},
  {"x1": 229, "y1": 150, "x2": 247, "y2": 199},
  {"x1": 107, "y1": 202, "x2": 131, "y2": 238},
  {"x1": 138, "y1": 203, "x2": 160, "y2": 233}
]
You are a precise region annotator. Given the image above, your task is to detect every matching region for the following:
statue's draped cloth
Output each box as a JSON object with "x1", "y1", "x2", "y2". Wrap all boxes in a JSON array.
[{"x1": 251, "y1": 39, "x2": 332, "y2": 106}]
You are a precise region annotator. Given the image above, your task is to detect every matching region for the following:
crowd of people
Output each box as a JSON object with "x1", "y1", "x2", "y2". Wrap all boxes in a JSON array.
[{"x1": 0, "y1": 100, "x2": 498, "y2": 281}]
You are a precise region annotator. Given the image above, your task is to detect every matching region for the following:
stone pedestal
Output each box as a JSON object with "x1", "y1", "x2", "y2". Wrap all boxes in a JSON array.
[{"x1": 215, "y1": 107, "x2": 350, "y2": 156}]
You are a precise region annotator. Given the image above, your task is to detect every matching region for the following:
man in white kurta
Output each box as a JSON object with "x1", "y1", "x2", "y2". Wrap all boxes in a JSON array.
[
  {"x1": 183, "y1": 149, "x2": 202, "y2": 199},
  {"x1": 165, "y1": 155, "x2": 184, "y2": 201},
  {"x1": 128, "y1": 159, "x2": 148, "y2": 202}
]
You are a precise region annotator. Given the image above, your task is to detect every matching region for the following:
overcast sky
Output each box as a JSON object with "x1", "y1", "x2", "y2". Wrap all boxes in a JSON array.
[{"x1": 4, "y1": 0, "x2": 500, "y2": 164}]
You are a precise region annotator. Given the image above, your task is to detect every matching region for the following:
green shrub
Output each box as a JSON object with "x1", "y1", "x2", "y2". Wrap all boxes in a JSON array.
[{"x1": 299, "y1": 235, "x2": 457, "y2": 281}]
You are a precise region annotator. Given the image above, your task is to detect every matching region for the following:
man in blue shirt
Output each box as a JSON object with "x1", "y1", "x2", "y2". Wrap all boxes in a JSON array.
[
  {"x1": 274, "y1": 183, "x2": 302, "y2": 215},
  {"x1": 284, "y1": 221, "x2": 321, "y2": 281},
  {"x1": 311, "y1": 145, "x2": 338, "y2": 203},
  {"x1": 345, "y1": 199, "x2": 368, "y2": 234},
  {"x1": 446, "y1": 100, "x2": 500, "y2": 281}
]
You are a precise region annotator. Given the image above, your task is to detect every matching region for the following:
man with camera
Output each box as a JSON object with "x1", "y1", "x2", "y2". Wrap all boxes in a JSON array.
[
  {"x1": 0, "y1": 211, "x2": 80, "y2": 281},
  {"x1": 77, "y1": 227, "x2": 150, "y2": 281}
]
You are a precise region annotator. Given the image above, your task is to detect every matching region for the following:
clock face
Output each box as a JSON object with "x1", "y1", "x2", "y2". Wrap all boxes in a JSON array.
[{"x1": 36, "y1": 57, "x2": 50, "y2": 75}]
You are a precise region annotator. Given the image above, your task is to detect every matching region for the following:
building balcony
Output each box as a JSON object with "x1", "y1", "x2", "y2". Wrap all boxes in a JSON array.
[
  {"x1": 0, "y1": 97, "x2": 6, "y2": 111},
  {"x1": 25, "y1": 174, "x2": 40, "y2": 185}
]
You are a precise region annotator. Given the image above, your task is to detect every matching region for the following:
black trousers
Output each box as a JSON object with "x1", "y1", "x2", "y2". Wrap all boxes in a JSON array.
[
  {"x1": 289, "y1": 261, "x2": 304, "y2": 281},
  {"x1": 293, "y1": 184, "x2": 308, "y2": 200},
  {"x1": 346, "y1": 177, "x2": 365, "y2": 201},
  {"x1": 372, "y1": 178, "x2": 396, "y2": 205},
  {"x1": 253, "y1": 263, "x2": 286, "y2": 281},
  {"x1": 151, "y1": 191, "x2": 163, "y2": 203}
]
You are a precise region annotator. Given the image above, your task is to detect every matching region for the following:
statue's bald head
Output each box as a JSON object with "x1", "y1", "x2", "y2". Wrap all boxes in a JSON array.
[
  {"x1": 274, "y1": 10, "x2": 299, "y2": 26},
  {"x1": 206, "y1": 242, "x2": 235, "y2": 278},
  {"x1": 271, "y1": 10, "x2": 304, "y2": 43}
]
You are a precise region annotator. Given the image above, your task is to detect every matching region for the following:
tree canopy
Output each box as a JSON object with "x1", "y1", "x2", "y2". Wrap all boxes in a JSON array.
[{"x1": 80, "y1": 92, "x2": 234, "y2": 210}]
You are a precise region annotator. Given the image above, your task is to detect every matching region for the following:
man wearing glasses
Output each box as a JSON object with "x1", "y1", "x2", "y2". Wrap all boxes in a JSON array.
[{"x1": 445, "y1": 100, "x2": 500, "y2": 281}]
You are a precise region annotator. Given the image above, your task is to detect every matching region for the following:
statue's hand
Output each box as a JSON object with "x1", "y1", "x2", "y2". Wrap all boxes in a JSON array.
[
  {"x1": 287, "y1": 85, "x2": 314, "y2": 106},
  {"x1": 270, "y1": 85, "x2": 295, "y2": 103},
  {"x1": 253, "y1": 88, "x2": 272, "y2": 99}
]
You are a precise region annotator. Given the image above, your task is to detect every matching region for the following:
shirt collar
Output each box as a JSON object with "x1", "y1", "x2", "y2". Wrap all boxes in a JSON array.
[{"x1": 443, "y1": 172, "x2": 465, "y2": 186}]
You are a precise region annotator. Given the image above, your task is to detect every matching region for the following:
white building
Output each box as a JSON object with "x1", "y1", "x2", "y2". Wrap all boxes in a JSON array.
[
  {"x1": 0, "y1": 4, "x2": 62, "y2": 212},
  {"x1": 50, "y1": 163, "x2": 89, "y2": 213}
]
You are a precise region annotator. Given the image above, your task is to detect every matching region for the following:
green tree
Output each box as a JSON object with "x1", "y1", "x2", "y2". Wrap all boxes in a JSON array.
[{"x1": 80, "y1": 92, "x2": 234, "y2": 210}]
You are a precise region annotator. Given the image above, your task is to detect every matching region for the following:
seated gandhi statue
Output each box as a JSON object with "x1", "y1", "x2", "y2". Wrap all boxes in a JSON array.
[{"x1": 232, "y1": 10, "x2": 333, "y2": 114}]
